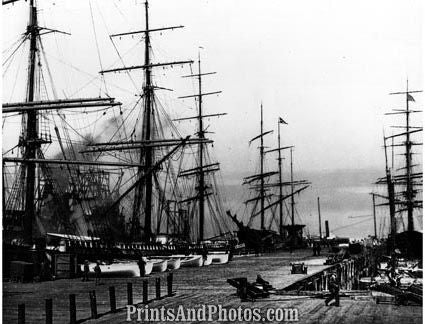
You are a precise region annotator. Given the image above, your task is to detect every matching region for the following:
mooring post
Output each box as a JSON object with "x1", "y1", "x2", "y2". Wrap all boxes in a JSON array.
[
  {"x1": 156, "y1": 277, "x2": 161, "y2": 300},
  {"x1": 127, "y1": 282, "x2": 133, "y2": 305},
  {"x1": 69, "y1": 294, "x2": 76, "y2": 324},
  {"x1": 239, "y1": 278, "x2": 248, "y2": 300},
  {"x1": 346, "y1": 263, "x2": 349, "y2": 287},
  {"x1": 353, "y1": 260, "x2": 359, "y2": 289},
  {"x1": 109, "y1": 286, "x2": 117, "y2": 313},
  {"x1": 167, "y1": 273, "x2": 173, "y2": 296},
  {"x1": 347, "y1": 261, "x2": 350, "y2": 281},
  {"x1": 45, "y1": 299, "x2": 53, "y2": 324},
  {"x1": 346, "y1": 263, "x2": 349, "y2": 288},
  {"x1": 323, "y1": 271, "x2": 328, "y2": 290},
  {"x1": 143, "y1": 280, "x2": 148, "y2": 304},
  {"x1": 18, "y1": 303, "x2": 25, "y2": 324},
  {"x1": 345, "y1": 262, "x2": 349, "y2": 289},
  {"x1": 89, "y1": 290, "x2": 98, "y2": 319},
  {"x1": 324, "y1": 273, "x2": 327, "y2": 290},
  {"x1": 345, "y1": 261, "x2": 350, "y2": 289}
]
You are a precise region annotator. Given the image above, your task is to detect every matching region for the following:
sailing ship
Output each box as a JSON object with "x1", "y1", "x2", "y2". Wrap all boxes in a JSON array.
[
  {"x1": 173, "y1": 53, "x2": 234, "y2": 246},
  {"x1": 227, "y1": 104, "x2": 310, "y2": 251},
  {"x1": 374, "y1": 82, "x2": 422, "y2": 258},
  {"x1": 3, "y1": 0, "x2": 126, "y2": 249},
  {"x1": 2, "y1": 0, "x2": 234, "y2": 278}
]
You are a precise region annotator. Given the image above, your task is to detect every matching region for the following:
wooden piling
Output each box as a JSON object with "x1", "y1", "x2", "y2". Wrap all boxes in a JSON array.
[
  {"x1": 45, "y1": 299, "x2": 52, "y2": 324},
  {"x1": 239, "y1": 278, "x2": 248, "y2": 300},
  {"x1": 167, "y1": 273, "x2": 173, "y2": 296},
  {"x1": 69, "y1": 294, "x2": 76, "y2": 324},
  {"x1": 156, "y1": 277, "x2": 161, "y2": 300},
  {"x1": 89, "y1": 290, "x2": 98, "y2": 319},
  {"x1": 143, "y1": 280, "x2": 148, "y2": 303},
  {"x1": 337, "y1": 266, "x2": 342, "y2": 287},
  {"x1": 109, "y1": 286, "x2": 117, "y2": 313},
  {"x1": 127, "y1": 282, "x2": 133, "y2": 305},
  {"x1": 324, "y1": 272, "x2": 328, "y2": 291},
  {"x1": 345, "y1": 262, "x2": 348, "y2": 288},
  {"x1": 18, "y1": 303, "x2": 25, "y2": 324}
]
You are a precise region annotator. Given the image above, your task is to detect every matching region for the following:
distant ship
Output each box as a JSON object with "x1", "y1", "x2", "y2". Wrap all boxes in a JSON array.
[
  {"x1": 374, "y1": 82, "x2": 423, "y2": 258},
  {"x1": 227, "y1": 104, "x2": 310, "y2": 251}
]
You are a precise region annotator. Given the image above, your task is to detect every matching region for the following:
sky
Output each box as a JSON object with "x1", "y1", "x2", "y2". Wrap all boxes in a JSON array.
[{"x1": 2, "y1": 0, "x2": 423, "y2": 237}]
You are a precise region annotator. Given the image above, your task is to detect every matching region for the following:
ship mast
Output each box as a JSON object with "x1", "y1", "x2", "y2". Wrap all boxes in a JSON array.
[
  {"x1": 177, "y1": 54, "x2": 224, "y2": 242},
  {"x1": 98, "y1": 0, "x2": 193, "y2": 241},
  {"x1": 404, "y1": 81, "x2": 413, "y2": 232},
  {"x1": 383, "y1": 135, "x2": 396, "y2": 250},
  {"x1": 317, "y1": 197, "x2": 322, "y2": 239},
  {"x1": 132, "y1": 0, "x2": 154, "y2": 241},
  {"x1": 386, "y1": 82, "x2": 422, "y2": 233},
  {"x1": 262, "y1": 117, "x2": 294, "y2": 234},
  {"x1": 197, "y1": 54, "x2": 205, "y2": 241},
  {"x1": 290, "y1": 147, "x2": 295, "y2": 228},
  {"x1": 142, "y1": 0, "x2": 154, "y2": 240},
  {"x1": 22, "y1": 0, "x2": 39, "y2": 244},
  {"x1": 273, "y1": 117, "x2": 291, "y2": 235},
  {"x1": 243, "y1": 106, "x2": 275, "y2": 230},
  {"x1": 371, "y1": 193, "x2": 377, "y2": 238},
  {"x1": 260, "y1": 104, "x2": 265, "y2": 230},
  {"x1": 277, "y1": 120, "x2": 283, "y2": 234}
]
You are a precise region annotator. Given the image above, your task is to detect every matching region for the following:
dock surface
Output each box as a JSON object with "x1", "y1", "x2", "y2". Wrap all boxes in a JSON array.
[{"x1": 3, "y1": 249, "x2": 422, "y2": 323}]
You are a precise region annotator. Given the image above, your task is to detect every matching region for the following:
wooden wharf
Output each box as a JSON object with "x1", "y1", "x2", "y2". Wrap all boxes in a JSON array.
[{"x1": 3, "y1": 249, "x2": 422, "y2": 323}]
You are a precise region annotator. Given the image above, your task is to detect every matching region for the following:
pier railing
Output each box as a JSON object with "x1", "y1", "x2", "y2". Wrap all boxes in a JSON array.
[{"x1": 283, "y1": 255, "x2": 368, "y2": 292}]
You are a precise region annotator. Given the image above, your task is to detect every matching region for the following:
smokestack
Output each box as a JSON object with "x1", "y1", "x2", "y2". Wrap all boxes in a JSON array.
[
  {"x1": 317, "y1": 197, "x2": 322, "y2": 239},
  {"x1": 325, "y1": 220, "x2": 329, "y2": 238}
]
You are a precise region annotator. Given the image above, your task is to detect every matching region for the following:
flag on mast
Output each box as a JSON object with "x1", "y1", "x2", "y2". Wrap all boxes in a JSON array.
[
  {"x1": 407, "y1": 94, "x2": 415, "y2": 102},
  {"x1": 278, "y1": 117, "x2": 288, "y2": 124}
]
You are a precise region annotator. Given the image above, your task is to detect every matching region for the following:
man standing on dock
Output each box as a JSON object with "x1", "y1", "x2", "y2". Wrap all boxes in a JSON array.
[
  {"x1": 94, "y1": 261, "x2": 102, "y2": 285},
  {"x1": 325, "y1": 272, "x2": 340, "y2": 306},
  {"x1": 82, "y1": 260, "x2": 90, "y2": 282}
]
